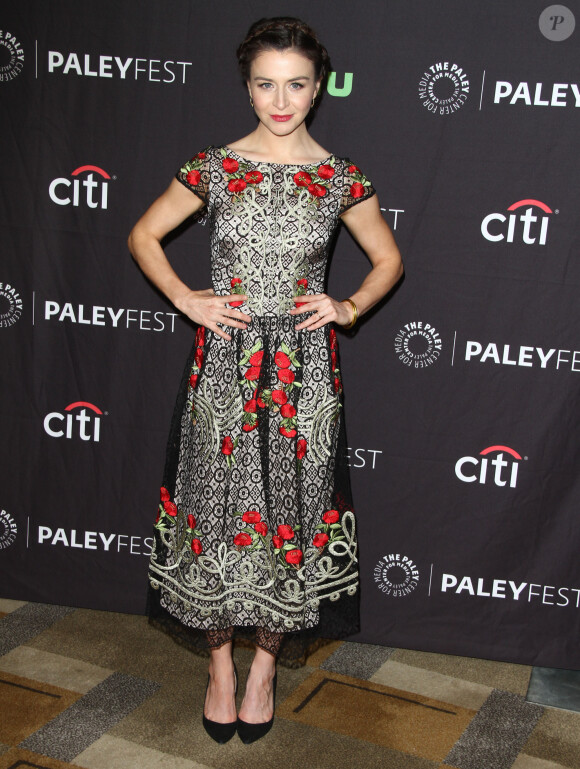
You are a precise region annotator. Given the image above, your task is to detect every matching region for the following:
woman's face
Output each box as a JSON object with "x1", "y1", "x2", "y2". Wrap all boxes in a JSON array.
[{"x1": 247, "y1": 48, "x2": 320, "y2": 137}]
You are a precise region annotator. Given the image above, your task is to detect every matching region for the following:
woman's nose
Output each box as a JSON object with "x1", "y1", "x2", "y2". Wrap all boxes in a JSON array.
[{"x1": 273, "y1": 88, "x2": 288, "y2": 110}]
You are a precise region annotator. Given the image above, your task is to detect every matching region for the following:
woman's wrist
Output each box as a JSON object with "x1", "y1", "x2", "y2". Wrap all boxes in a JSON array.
[{"x1": 341, "y1": 298, "x2": 358, "y2": 329}]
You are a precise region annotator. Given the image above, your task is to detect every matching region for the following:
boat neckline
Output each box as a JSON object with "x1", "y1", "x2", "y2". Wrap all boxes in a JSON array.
[{"x1": 222, "y1": 146, "x2": 334, "y2": 168}]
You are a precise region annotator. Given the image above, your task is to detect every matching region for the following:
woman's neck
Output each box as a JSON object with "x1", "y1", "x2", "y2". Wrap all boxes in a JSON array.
[{"x1": 227, "y1": 127, "x2": 329, "y2": 166}]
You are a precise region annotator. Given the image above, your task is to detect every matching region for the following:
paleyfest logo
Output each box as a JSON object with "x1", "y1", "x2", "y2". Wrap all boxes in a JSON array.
[
  {"x1": 0, "y1": 282, "x2": 23, "y2": 328},
  {"x1": 374, "y1": 553, "x2": 420, "y2": 597},
  {"x1": 0, "y1": 509, "x2": 17, "y2": 549},
  {"x1": 47, "y1": 49, "x2": 193, "y2": 83},
  {"x1": 418, "y1": 61, "x2": 469, "y2": 115},
  {"x1": 0, "y1": 30, "x2": 24, "y2": 82},
  {"x1": 395, "y1": 321, "x2": 442, "y2": 368}
]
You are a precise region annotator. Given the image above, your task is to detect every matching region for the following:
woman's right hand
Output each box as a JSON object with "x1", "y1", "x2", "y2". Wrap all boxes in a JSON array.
[{"x1": 175, "y1": 288, "x2": 251, "y2": 341}]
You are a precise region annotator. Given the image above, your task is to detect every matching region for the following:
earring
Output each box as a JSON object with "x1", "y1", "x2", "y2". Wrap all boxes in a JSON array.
[
  {"x1": 311, "y1": 96, "x2": 316, "y2": 108},
  {"x1": 249, "y1": 96, "x2": 254, "y2": 108}
]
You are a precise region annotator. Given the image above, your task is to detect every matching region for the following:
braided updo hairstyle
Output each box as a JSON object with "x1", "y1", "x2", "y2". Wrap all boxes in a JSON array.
[{"x1": 237, "y1": 17, "x2": 330, "y2": 105}]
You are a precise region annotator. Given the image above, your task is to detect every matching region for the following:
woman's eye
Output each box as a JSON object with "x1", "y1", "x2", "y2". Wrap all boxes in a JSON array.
[
  {"x1": 259, "y1": 82, "x2": 273, "y2": 89},
  {"x1": 289, "y1": 83, "x2": 303, "y2": 90}
]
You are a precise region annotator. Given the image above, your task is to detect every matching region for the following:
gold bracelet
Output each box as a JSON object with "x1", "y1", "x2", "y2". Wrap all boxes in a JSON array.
[{"x1": 342, "y1": 298, "x2": 358, "y2": 329}]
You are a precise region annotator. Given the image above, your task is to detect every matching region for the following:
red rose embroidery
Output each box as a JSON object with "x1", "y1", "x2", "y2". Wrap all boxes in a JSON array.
[
  {"x1": 243, "y1": 399, "x2": 257, "y2": 413},
  {"x1": 231, "y1": 277, "x2": 242, "y2": 287},
  {"x1": 318, "y1": 164, "x2": 335, "y2": 180},
  {"x1": 257, "y1": 395, "x2": 266, "y2": 408},
  {"x1": 242, "y1": 510, "x2": 261, "y2": 524},
  {"x1": 297, "y1": 439, "x2": 307, "y2": 460},
  {"x1": 331, "y1": 350, "x2": 337, "y2": 370},
  {"x1": 297, "y1": 278, "x2": 308, "y2": 289},
  {"x1": 196, "y1": 152, "x2": 206, "y2": 159},
  {"x1": 186, "y1": 169, "x2": 201, "y2": 186},
  {"x1": 189, "y1": 373, "x2": 198, "y2": 388},
  {"x1": 280, "y1": 403, "x2": 296, "y2": 418},
  {"x1": 245, "y1": 170, "x2": 264, "y2": 184},
  {"x1": 242, "y1": 422, "x2": 257, "y2": 432},
  {"x1": 277, "y1": 524, "x2": 295, "y2": 540},
  {"x1": 348, "y1": 164, "x2": 359, "y2": 174},
  {"x1": 228, "y1": 178, "x2": 247, "y2": 193},
  {"x1": 350, "y1": 182, "x2": 365, "y2": 198},
  {"x1": 272, "y1": 535, "x2": 284, "y2": 549},
  {"x1": 163, "y1": 501, "x2": 177, "y2": 517},
  {"x1": 221, "y1": 436, "x2": 234, "y2": 455},
  {"x1": 308, "y1": 183, "x2": 326, "y2": 198},
  {"x1": 295, "y1": 301, "x2": 306, "y2": 308},
  {"x1": 160, "y1": 487, "x2": 170, "y2": 502},
  {"x1": 322, "y1": 509, "x2": 339, "y2": 524},
  {"x1": 254, "y1": 521, "x2": 268, "y2": 536},
  {"x1": 285, "y1": 548, "x2": 303, "y2": 565},
  {"x1": 280, "y1": 426, "x2": 297, "y2": 438},
  {"x1": 234, "y1": 532, "x2": 252, "y2": 547},
  {"x1": 195, "y1": 326, "x2": 205, "y2": 346},
  {"x1": 313, "y1": 532, "x2": 329, "y2": 548},
  {"x1": 329, "y1": 328, "x2": 337, "y2": 349},
  {"x1": 230, "y1": 299, "x2": 244, "y2": 307},
  {"x1": 187, "y1": 514, "x2": 196, "y2": 529},
  {"x1": 334, "y1": 376, "x2": 341, "y2": 392},
  {"x1": 191, "y1": 538, "x2": 203, "y2": 555},
  {"x1": 294, "y1": 171, "x2": 312, "y2": 187},
  {"x1": 194, "y1": 348, "x2": 203, "y2": 368},
  {"x1": 271, "y1": 389, "x2": 288, "y2": 405},
  {"x1": 222, "y1": 157, "x2": 239, "y2": 174},
  {"x1": 249, "y1": 351, "x2": 264, "y2": 366},
  {"x1": 278, "y1": 368, "x2": 295, "y2": 384},
  {"x1": 274, "y1": 351, "x2": 291, "y2": 368},
  {"x1": 245, "y1": 366, "x2": 261, "y2": 381}
]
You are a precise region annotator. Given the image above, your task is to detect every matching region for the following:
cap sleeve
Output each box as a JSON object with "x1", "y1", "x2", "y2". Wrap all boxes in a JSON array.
[
  {"x1": 339, "y1": 159, "x2": 376, "y2": 215},
  {"x1": 175, "y1": 147, "x2": 212, "y2": 206}
]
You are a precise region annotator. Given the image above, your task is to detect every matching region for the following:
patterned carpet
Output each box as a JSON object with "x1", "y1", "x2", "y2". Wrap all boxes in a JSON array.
[{"x1": 1, "y1": 597, "x2": 579, "y2": 769}]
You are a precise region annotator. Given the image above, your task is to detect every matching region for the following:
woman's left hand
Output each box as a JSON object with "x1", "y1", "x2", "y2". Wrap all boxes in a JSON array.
[{"x1": 288, "y1": 293, "x2": 352, "y2": 331}]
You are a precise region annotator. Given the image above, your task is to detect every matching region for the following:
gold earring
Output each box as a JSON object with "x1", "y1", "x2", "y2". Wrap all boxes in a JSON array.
[
  {"x1": 249, "y1": 95, "x2": 254, "y2": 108},
  {"x1": 311, "y1": 96, "x2": 316, "y2": 108}
]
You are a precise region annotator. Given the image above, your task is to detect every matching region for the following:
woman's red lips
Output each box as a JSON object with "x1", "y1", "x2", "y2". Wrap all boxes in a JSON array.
[{"x1": 271, "y1": 114, "x2": 293, "y2": 122}]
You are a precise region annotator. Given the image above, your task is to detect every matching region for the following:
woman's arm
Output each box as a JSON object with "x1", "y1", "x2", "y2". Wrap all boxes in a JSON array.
[
  {"x1": 290, "y1": 194, "x2": 403, "y2": 330},
  {"x1": 128, "y1": 178, "x2": 251, "y2": 341}
]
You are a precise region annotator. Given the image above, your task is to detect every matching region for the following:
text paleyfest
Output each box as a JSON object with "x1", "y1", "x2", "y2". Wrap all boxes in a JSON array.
[
  {"x1": 47, "y1": 51, "x2": 192, "y2": 83},
  {"x1": 441, "y1": 573, "x2": 580, "y2": 608},
  {"x1": 37, "y1": 525, "x2": 153, "y2": 555},
  {"x1": 44, "y1": 301, "x2": 179, "y2": 332},
  {"x1": 494, "y1": 81, "x2": 580, "y2": 107},
  {"x1": 464, "y1": 341, "x2": 580, "y2": 371}
]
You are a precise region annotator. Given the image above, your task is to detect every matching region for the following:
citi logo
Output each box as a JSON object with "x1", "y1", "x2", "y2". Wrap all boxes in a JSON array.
[
  {"x1": 481, "y1": 199, "x2": 554, "y2": 245},
  {"x1": 455, "y1": 445, "x2": 525, "y2": 488},
  {"x1": 43, "y1": 401, "x2": 105, "y2": 442},
  {"x1": 49, "y1": 165, "x2": 113, "y2": 209}
]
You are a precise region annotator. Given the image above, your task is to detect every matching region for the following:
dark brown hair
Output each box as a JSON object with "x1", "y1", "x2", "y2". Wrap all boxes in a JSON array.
[{"x1": 236, "y1": 16, "x2": 330, "y2": 94}]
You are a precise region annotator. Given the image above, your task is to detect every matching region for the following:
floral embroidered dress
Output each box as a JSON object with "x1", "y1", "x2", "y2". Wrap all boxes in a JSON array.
[{"x1": 148, "y1": 145, "x2": 375, "y2": 662}]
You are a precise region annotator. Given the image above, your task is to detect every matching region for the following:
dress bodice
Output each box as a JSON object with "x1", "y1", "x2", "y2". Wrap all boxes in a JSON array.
[{"x1": 176, "y1": 146, "x2": 375, "y2": 317}]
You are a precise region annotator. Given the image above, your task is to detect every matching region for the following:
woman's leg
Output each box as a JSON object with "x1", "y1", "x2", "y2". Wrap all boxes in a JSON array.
[
  {"x1": 204, "y1": 628, "x2": 236, "y2": 723},
  {"x1": 237, "y1": 628, "x2": 282, "y2": 723}
]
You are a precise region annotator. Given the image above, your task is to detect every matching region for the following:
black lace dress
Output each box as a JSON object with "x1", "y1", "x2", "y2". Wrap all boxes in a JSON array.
[{"x1": 148, "y1": 145, "x2": 376, "y2": 665}]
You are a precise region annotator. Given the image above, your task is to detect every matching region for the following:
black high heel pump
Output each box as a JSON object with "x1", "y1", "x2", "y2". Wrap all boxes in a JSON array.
[
  {"x1": 202, "y1": 663, "x2": 238, "y2": 744},
  {"x1": 237, "y1": 672, "x2": 277, "y2": 744}
]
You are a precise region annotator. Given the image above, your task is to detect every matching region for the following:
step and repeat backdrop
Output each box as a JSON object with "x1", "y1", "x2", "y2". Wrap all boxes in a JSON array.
[{"x1": 2, "y1": 0, "x2": 580, "y2": 668}]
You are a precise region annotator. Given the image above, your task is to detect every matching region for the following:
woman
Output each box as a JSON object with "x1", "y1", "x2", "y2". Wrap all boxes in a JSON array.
[{"x1": 129, "y1": 17, "x2": 403, "y2": 744}]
